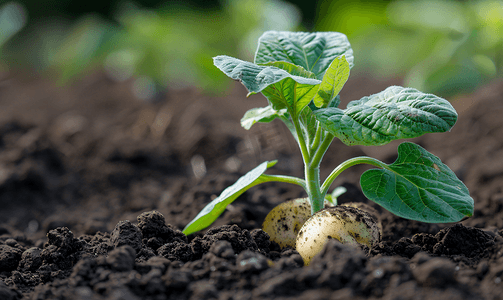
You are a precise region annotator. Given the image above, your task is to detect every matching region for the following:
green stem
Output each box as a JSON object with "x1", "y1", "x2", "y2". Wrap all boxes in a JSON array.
[
  {"x1": 321, "y1": 156, "x2": 389, "y2": 196},
  {"x1": 292, "y1": 116, "x2": 310, "y2": 165},
  {"x1": 291, "y1": 115, "x2": 326, "y2": 214},
  {"x1": 259, "y1": 174, "x2": 306, "y2": 189},
  {"x1": 306, "y1": 132, "x2": 334, "y2": 214},
  {"x1": 311, "y1": 132, "x2": 334, "y2": 168},
  {"x1": 305, "y1": 165, "x2": 323, "y2": 214},
  {"x1": 309, "y1": 124, "x2": 323, "y2": 153}
]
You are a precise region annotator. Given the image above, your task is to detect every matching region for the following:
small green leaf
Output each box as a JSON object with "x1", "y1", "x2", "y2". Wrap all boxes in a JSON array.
[
  {"x1": 313, "y1": 55, "x2": 350, "y2": 108},
  {"x1": 331, "y1": 186, "x2": 347, "y2": 200},
  {"x1": 213, "y1": 55, "x2": 320, "y2": 94},
  {"x1": 254, "y1": 31, "x2": 354, "y2": 79},
  {"x1": 183, "y1": 161, "x2": 277, "y2": 235},
  {"x1": 314, "y1": 86, "x2": 458, "y2": 146},
  {"x1": 361, "y1": 142, "x2": 473, "y2": 223},
  {"x1": 329, "y1": 186, "x2": 347, "y2": 205},
  {"x1": 241, "y1": 106, "x2": 287, "y2": 130}
]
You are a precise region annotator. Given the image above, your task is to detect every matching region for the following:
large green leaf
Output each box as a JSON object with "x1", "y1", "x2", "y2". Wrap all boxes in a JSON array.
[
  {"x1": 361, "y1": 142, "x2": 473, "y2": 223},
  {"x1": 314, "y1": 86, "x2": 457, "y2": 146},
  {"x1": 241, "y1": 106, "x2": 287, "y2": 130},
  {"x1": 313, "y1": 55, "x2": 350, "y2": 108},
  {"x1": 213, "y1": 55, "x2": 320, "y2": 94},
  {"x1": 254, "y1": 31, "x2": 354, "y2": 80},
  {"x1": 183, "y1": 161, "x2": 277, "y2": 235}
]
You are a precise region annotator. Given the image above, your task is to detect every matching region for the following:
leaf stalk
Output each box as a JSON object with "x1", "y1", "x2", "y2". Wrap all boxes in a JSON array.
[{"x1": 321, "y1": 156, "x2": 388, "y2": 196}]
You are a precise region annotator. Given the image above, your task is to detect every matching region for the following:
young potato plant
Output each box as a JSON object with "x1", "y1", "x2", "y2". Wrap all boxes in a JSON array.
[{"x1": 182, "y1": 31, "x2": 474, "y2": 261}]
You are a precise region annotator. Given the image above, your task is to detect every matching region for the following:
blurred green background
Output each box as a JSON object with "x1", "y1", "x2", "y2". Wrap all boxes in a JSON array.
[{"x1": 1, "y1": 0, "x2": 502, "y2": 99}]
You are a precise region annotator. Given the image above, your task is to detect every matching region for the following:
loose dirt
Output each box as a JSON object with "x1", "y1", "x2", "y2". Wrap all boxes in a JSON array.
[{"x1": 0, "y1": 71, "x2": 502, "y2": 299}]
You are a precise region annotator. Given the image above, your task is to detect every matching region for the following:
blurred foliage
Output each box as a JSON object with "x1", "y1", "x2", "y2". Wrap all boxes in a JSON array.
[
  {"x1": 317, "y1": 0, "x2": 503, "y2": 97},
  {"x1": 0, "y1": 0, "x2": 301, "y2": 98},
  {"x1": 0, "y1": 1, "x2": 25, "y2": 60},
  {"x1": 102, "y1": 0, "x2": 301, "y2": 95},
  {"x1": 0, "y1": 0, "x2": 502, "y2": 98}
]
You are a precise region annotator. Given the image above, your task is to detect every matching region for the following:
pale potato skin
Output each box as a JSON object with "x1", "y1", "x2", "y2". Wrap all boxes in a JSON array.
[
  {"x1": 341, "y1": 202, "x2": 382, "y2": 234},
  {"x1": 262, "y1": 198, "x2": 332, "y2": 249},
  {"x1": 296, "y1": 206, "x2": 381, "y2": 265},
  {"x1": 340, "y1": 202, "x2": 379, "y2": 220}
]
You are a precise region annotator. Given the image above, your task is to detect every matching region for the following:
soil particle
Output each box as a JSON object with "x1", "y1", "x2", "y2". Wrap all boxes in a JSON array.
[
  {"x1": 190, "y1": 224, "x2": 259, "y2": 260},
  {"x1": 41, "y1": 227, "x2": 85, "y2": 270},
  {"x1": 413, "y1": 257, "x2": 457, "y2": 287},
  {"x1": 362, "y1": 256, "x2": 412, "y2": 297},
  {"x1": 372, "y1": 223, "x2": 497, "y2": 266},
  {"x1": 433, "y1": 223, "x2": 495, "y2": 257},
  {"x1": 135, "y1": 255, "x2": 170, "y2": 275},
  {"x1": 309, "y1": 240, "x2": 367, "y2": 290},
  {"x1": 250, "y1": 229, "x2": 271, "y2": 254},
  {"x1": 137, "y1": 210, "x2": 187, "y2": 250},
  {"x1": 0, "y1": 245, "x2": 22, "y2": 272},
  {"x1": 106, "y1": 245, "x2": 136, "y2": 272},
  {"x1": 0, "y1": 280, "x2": 21, "y2": 300},
  {"x1": 110, "y1": 220, "x2": 142, "y2": 252},
  {"x1": 209, "y1": 240, "x2": 235, "y2": 259},
  {"x1": 236, "y1": 250, "x2": 270, "y2": 274},
  {"x1": 17, "y1": 247, "x2": 42, "y2": 272},
  {"x1": 158, "y1": 241, "x2": 194, "y2": 262},
  {"x1": 81, "y1": 231, "x2": 114, "y2": 256}
]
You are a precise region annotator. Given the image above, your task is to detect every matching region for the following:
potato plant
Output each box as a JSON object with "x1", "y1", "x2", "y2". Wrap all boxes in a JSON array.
[{"x1": 182, "y1": 31, "x2": 474, "y2": 260}]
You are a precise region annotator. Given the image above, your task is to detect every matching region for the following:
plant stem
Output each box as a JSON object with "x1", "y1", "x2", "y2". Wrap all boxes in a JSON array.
[
  {"x1": 291, "y1": 116, "x2": 325, "y2": 214},
  {"x1": 292, "y1": 117, "x2": 310, "y2": 166},
  {"x1": 310, "y1": 124, "x2": 322, "y2": 153},
  {"x1": 305, "y1": 165, "x2": 323, "y2": 214},
  {"x1": 305, "y1": 131, "x2": 335, "y2": 214},
  {"x1": 321, "y1": 156, "x2": 389, "y2": 196},
  {"x1": 311, "y1": 132, "x2": 334, "y2": 168},
  {"x1": 259, "y1": 174, "x2": 306, "y2": 189}
]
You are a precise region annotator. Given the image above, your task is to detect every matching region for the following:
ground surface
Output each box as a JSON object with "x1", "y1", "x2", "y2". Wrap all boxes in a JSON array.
[{"x1": 0, "y1": 70, "x2": 502, "y2": 300}]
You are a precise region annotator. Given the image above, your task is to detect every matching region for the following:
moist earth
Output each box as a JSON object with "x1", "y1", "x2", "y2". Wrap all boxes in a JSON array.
[{"x1": 0, "y1": 72, "x2": 502, "y2": 299}]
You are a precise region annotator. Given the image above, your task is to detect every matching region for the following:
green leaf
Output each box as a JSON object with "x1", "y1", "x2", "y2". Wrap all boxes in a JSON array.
[
  {"x1": 308, "y1": 95, "x2": 340, "y2": 111},
  {"x1": 214, "y1": 56, "x2": 320, "y2": 116},
  {"x1": 261, "y1": 78, "x2": 319, "y2": 117},
  {"x1": 241, "y1": 106, "x2": 287, "y2": 130},
  {"x1": 314, "y1": 86, "x2": 458, "y2": 146},
  {"x1": 258, "y1": 61, "x2": 317, "y2": 79},
  {"x1": 313, "y1": 55, "x2": 350, "y2": 108},
  {"x1": 183, "y1": 161, "x2": 277, "y2": 235},
  {"x1": 328, "y1": 95, "x2": 341, "y2": 108},
  {"x1": 213, "y1": 55, "x2": 320, "y2": 94},
  {"x1": 329, "y1": 186, "x2": 347, "y2": 205},
  {"x1": 254, "y1": 61, "x2": 320, "y2": 116},
  {"x1": 254, "y1": 31, "x2": 354, "y2": 80},
  {"x1": 361, "y1": 142, "x2": 473, "y2": 223},
  {"x1": 331, "y1": 186, "x2": 347, "y2": 200}
]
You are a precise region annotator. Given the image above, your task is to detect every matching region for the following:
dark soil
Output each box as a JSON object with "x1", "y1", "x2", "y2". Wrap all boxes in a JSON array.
[{"x1": 0, "y1": 70, "x2": 502, "y2": 300}]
